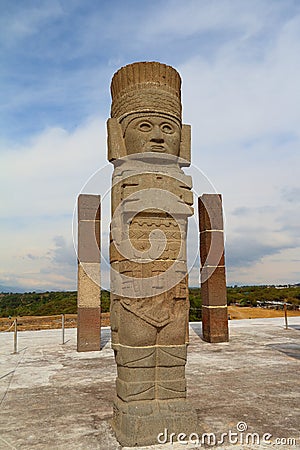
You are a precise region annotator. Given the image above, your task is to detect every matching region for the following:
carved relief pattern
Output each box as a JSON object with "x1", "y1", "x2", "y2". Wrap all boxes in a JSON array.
[{"x1": 108, "y1": 61, "x2": 197, "y2": 446}]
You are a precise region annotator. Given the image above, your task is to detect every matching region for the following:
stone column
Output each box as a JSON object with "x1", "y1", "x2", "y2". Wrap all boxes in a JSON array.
[
  {"x1": 77, "y1": 194, "x2": 101, "y2": 352},
  {"x1": 199, "y1": 194, "x2": 229, "y2": 343},
  {"x1": 108, "y1": 62, "x2": 197, "y2": 446}
]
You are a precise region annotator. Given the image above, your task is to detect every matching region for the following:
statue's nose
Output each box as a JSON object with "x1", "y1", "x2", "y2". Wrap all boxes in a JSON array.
[{"x1": 150, "y1": 125, "x2": 164, "y2": 143}]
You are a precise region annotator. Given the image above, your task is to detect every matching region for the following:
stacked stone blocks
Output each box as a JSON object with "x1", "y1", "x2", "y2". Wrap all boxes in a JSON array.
[
  {"x1": 199, "y1": 194, "x2": 229, "y2": 343},
  {"x1": 77, "y1": 194, "x2": 101, "y2": 352}
]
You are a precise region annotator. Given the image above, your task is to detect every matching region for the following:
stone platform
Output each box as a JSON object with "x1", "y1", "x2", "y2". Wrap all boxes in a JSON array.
[{"x1": 0, "y1": 318, "x2": 299, "y2": 449}]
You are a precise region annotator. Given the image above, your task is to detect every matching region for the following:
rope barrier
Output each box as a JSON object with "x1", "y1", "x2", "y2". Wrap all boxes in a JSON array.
[
  {"x1": 0, "y1": 347, "x2": 27, "y2": 408},
  {"x1": 1, "y1": 322, "x2": 15, "y2": 333},
  {"x1": 0, "y1": 314, "x2": 77, "y2": 332}
]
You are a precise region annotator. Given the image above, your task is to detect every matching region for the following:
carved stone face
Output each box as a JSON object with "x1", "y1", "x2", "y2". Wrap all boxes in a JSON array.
[{"x1": 123, "y1": 115, "x2": 181, "y2": 156}]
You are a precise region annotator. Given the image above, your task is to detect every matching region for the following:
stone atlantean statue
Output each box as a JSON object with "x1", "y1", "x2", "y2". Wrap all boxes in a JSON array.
[{"x1": 107, "y1": 61, "x2": 197, "y2": 446}]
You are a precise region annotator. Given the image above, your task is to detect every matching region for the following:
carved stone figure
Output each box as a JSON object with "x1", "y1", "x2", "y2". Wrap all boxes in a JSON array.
[{"x1": 108, "y1": 61, "x2": 197, "y2": 446}]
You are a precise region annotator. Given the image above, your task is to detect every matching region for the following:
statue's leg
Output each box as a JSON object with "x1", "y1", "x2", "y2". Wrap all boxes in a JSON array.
[
  {"x1": 113, "y1": 305, "x2": 157, "y2": 403},
  {"x1": 156, "y1": 299, "x2": 188, "y2": 402},
  {"x1": 111, "y1": 300, "x2": 197, "y2": 446},
  {"x1": 111, "y1": 304, "x2": 161, "y2": 445}
]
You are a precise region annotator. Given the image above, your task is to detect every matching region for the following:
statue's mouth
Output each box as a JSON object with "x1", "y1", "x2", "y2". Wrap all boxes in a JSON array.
[{"x1": 150, "y1": 145, "x2": 165, "y2": 152}]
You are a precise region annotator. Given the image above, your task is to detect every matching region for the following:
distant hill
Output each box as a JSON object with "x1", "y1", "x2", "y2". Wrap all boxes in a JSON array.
[
  {"x1": 0, "y1": 284, "x2": 30, "y2": 293},
  {"x1": 0, "y1": 291, "x2": 109, "y2": 317},
  {"x1": 0, "y1": 286, "x2": 299, "y2": 320}
]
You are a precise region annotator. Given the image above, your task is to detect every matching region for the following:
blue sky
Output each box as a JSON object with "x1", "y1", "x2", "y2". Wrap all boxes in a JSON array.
[{"x1": 1, "y1": 0, "x2": 300, "y2": 291}]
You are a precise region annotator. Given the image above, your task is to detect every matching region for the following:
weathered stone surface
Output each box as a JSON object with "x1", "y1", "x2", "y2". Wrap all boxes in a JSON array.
[
  {"x1": 201, "y1": 266, "x2": 227, "y2": 307},
  {"x1": 77, "y1": 307, "x2": 101, "y2": 351},
  {"x1": 199, "y1": 194, "x2": 229, "y2": 343},
  {"x1": 78, "y1": 221, "x2": 100, "y2": 263},
  {"x1": 78, "y1": 193, "x2": 101, "y2": 220},
  {"x1": 1, "y1": 319, "x2": 300, "y2": 449},
  {"x1": 77, "y1": 263, "x2": 100, "y2": 308},
  {"x1": 77, "y1": 194, "x2": 100, "y2": 266},
  {"x1": 198, "y1": 194, "x2": 223, "y2": 231},
  {"x1": 77, "y1": 194, "x2": 101, "y2": 352},
  {"x1": 202, "y1": 307, "x2": 229, "y2": 343},
  {"x1": 112, "y1": 397, "x2": 197, "y2": 447},
  {"x1": 108, "y1": 61, "x2": 196, "y2": 446},
  {"x1": 200, "y1": 230, "x2": 225, "y2": 267}
]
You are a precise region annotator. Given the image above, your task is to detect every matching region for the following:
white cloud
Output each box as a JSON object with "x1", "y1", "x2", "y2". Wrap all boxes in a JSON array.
[
  {"x1": 0, "y1": 117, "x2": 111, "y2": 290},
  {"x1": 1, "y1": 0, "x2": 300, "y2": 290},
  {"x1": 0, "y1": 1, "x2": 64, "y2": 44},
  {"x1": 177, "y1": 9, "x2": 300, "y2": 284},
  {"x1": 140, "y1": 0, "x2": 269, "y2": 40},
  {"x1": 0, "y1": 116, "x2": 108, "y2": 217},
  {"x1": 180, "y1": 19, "x2": 300, "y2": 149}
]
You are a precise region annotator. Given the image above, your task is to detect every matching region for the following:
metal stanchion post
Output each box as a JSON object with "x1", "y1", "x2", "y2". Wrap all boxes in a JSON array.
[
  {"x1": 62, "y1": 314, "x2": 65, "y2": 344},
  {"x1": 13, "y1": 318, "x2": 18, "y2": 354},
  {"x1": 284, "y1": 303, "x2": 288, "y2": 330}
]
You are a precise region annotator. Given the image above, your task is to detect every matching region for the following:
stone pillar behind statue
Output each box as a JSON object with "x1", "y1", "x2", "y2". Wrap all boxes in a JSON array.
[
  {"x1": 77, "y1": 194, "x2": 101, "y2": 352},
  {"x1": 199, "y1": 194, "x2": 229, "y2": 343}
]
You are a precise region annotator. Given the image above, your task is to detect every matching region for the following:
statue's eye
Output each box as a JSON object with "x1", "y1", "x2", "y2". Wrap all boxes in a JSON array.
[
  {"x1": 161, "y1": 123, "x2": 174, "y2": 134},
  {"x1": 138, "y1": 122, "x2": 152, "y2": 132}
]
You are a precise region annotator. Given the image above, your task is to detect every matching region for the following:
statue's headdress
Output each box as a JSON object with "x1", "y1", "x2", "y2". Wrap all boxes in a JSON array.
[{"x1": 110, "y1": 61, "x2": 182, "y2": 124}]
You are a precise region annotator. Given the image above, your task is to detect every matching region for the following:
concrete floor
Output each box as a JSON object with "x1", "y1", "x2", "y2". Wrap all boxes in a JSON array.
[{"x1": 0, "y1": 318, "x2": 299, "y2": 449}]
